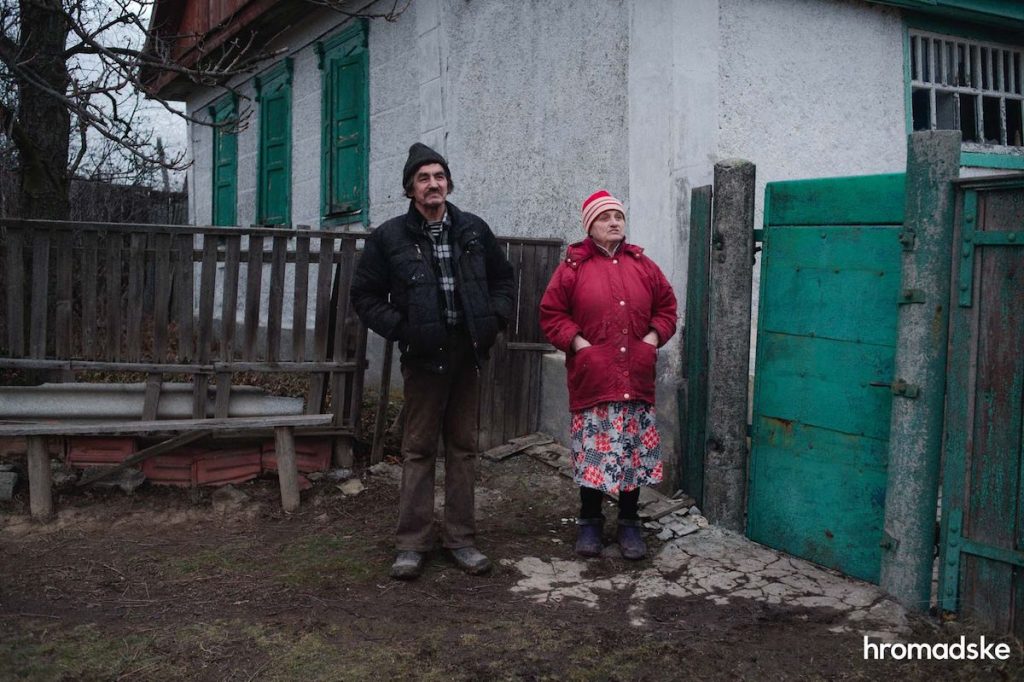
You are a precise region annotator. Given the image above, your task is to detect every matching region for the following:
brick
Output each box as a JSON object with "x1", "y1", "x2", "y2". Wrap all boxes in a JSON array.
[
  {"x1": 67, "y1": 438, "x2": 137, "y2": 467},
  {"x1": 193, "y1": 448, "x2": 262, "y2": 487},
  {"x1": 142, "y1": 450, "x2": 201, "y2": 487},
  {"x1": 261, "y1": 438, "x2": 331, "y2": 474}
]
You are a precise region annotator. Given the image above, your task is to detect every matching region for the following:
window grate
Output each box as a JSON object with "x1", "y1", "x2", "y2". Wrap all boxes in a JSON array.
[{"x1": 910, "y1": 30, "x2": 1024, "y2": 147}]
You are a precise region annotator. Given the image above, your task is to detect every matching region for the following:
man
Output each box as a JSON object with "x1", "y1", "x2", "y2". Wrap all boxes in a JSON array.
[{"x1": 351, "y1": 143, "x2": 515, "y2": 580}]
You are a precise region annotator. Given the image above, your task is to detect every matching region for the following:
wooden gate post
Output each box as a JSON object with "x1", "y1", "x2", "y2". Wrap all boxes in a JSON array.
[
  {"x1": 678, "y1": 184, "x2": 712, "y2": 504},
  {"x1": 879, "y1": 131, "x2": 960, "y2": 610},
  {"x1": 704, "y1": 160, "x2": 756, "y2": 532}
]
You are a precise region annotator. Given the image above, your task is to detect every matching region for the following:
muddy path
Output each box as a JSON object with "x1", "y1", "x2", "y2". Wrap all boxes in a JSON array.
[{"x1": 1, "y1": 455, "x2": 1019, "y2": 680}]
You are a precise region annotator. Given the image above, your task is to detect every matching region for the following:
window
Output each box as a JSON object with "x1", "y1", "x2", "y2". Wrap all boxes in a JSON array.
[
  {"x1": 909, "y1": 29, "x2": 1024, "y2": 149},
  {"x1": 209, "y1": 96, "x2": 238, "y2": 227},
  {"x1": 256, "y1": 60, "x2": 293, "y2": 226},
  {"x1": 317, "y1": 22, "x2": 369, "y2": 227}
]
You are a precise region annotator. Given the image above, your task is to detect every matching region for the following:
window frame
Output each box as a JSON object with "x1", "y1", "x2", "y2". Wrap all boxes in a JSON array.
[
  {"x1": 316, "y1": 20, "x2": 370, "y2": 229},
  {"x1": 903, "y1": 16, "x2": 1024, "y2": 169},
  {"x1": 255, "y1": 59, "x2": 294, "y2": 227},
  {"x1": 209, "y1": 94, "x2": 239, "y2": 227}
]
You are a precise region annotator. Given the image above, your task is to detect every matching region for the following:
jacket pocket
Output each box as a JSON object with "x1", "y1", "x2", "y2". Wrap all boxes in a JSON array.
[{"x1": 631, "y1": 340, "x2": 657, "y2": 397}]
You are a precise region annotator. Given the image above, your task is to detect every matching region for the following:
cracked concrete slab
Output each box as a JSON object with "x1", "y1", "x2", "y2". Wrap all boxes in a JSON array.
[{"x1": 503, "y1": 526, "x2": 910, "y2": 638}]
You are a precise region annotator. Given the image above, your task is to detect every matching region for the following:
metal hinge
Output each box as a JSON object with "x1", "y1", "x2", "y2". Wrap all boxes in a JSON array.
[{"x1": 899, "y1": 229, "x2": 916, "y2": 251}]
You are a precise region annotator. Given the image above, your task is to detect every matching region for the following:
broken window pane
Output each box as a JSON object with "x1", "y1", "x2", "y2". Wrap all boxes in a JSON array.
[
  {"x1": 960, "y1": 94, "x2": 980, "y2": 142},
  {"x1": 1007, "y1": 99, "x2": 1023, "y2": 146},
  {"x1": 912, "y1": 88, "x2": 932, "y2": 131},
  {"x1": 936, "y1": 91, "x2": 957, "y2": 130},
  {"x1": 982, "y1": 96, "x2": 1002, "y2": 144}
]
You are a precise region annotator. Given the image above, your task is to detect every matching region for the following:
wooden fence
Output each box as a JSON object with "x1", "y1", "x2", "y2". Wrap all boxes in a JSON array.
[
  {"x1": 477, "y1": 237, "x2": 563, "y2": 450},
  {"x1": 0, "y1": 219, "x2": 366, "y2": 434}
]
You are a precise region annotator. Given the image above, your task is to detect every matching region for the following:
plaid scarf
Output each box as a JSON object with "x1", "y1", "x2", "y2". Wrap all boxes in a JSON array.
[{"x1": 423, "y1": 212, "x2": 461, "y2": 327}]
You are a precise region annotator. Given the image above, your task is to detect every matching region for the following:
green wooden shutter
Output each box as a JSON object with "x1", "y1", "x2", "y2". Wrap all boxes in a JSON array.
[
  {"x1": 257, "y1": 62, "x2": 292, "y2": 226},
  {"x1": 211, "y1": 98, "x2": 237, "y2": 226},
  {"x1": 318, "y1": 22, "x2": 368, "y2": 226}
]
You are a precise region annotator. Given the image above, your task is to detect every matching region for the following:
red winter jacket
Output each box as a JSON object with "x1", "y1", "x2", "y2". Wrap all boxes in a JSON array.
[{"x1": 539, "y1": 238, "x2": 678, "y2": 412}]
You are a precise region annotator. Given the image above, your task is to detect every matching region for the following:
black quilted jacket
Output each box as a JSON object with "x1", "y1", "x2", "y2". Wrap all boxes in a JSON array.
[{"x1": 350, "y1": 201, "x2": 515, "y2": 373}]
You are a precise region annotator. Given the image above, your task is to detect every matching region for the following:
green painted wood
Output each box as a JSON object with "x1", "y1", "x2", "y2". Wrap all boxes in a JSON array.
[
  {"x1": 940, "y1": 180, "x2": 1024, "y2": 635},
  {"x1": 747, "y1": 419, "x2": 889, "y2": 583},
  {"x1": 318, "y1": 22, "x2": 368, "y2": 228},
  {"x1": 755, "y1": 333, "x2": 897, "y2": 441},
  {"x1": 758, "y1": 226, "x2": 903, "y2": 346},
  {"x1": 764, "y1": 174, "x2": 906, "y2": 227},
  {"x1": 211, "y1": 97, "x2": 238, "y2": 227},
  {"x1": 679, "y1": 184, "x2": 712, "y2": 504},
  {"x1": 257, "y1": 61, "x2": 292, "y2": 227},
  {"x1": 748, "y1": 173, "x2": 905, "y2": 584}
]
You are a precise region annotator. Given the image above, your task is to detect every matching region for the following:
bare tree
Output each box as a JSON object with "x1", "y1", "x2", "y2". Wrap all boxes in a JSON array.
[{"x1": 0, "y1": 0, "x2": 409, "y2": 221}]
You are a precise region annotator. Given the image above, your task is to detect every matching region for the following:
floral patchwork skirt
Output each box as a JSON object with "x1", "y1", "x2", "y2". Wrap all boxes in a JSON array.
[{"x1": 570, "y1": 401, "x2": 663, "y2": 494}]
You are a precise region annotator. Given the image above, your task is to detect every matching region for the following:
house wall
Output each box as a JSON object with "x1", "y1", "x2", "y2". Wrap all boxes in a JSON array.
[{"x1": 180, "y1": 0, "x2": 925, "y2": 480}]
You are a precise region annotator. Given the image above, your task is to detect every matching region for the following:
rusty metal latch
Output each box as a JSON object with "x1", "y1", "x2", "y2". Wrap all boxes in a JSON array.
[
  {"x1": 899, "y1": 229, "x2": 916, "y2": 251},
  {"x1": 890, "y1": 379, "x2": 920, "y2": 399},
  {"x1": 898, "y1": 289, "x2": 925, "y2": 304}
]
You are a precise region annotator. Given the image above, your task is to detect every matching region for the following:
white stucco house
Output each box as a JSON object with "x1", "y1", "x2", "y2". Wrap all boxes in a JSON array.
[{"x1": 144, "y1": 0, "x2": 1024, "y2": 462}]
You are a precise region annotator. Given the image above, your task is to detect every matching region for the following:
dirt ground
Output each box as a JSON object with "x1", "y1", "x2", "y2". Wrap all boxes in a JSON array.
[{"x1": 1, "y1": 453, "x2": 1021, "y2": 681}]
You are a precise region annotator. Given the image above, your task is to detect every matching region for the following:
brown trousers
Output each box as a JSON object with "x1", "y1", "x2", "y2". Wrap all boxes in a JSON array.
[{"x1": 396, "y1": 332, "x2": 480, "y2": 551}]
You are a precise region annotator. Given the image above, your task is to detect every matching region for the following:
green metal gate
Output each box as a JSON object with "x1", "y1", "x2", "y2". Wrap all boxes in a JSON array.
[
  {"x1": 747, "y1": 173, "x2": 906, "y2": 583},
  {"x1": 938, "y1": 177, "x2": 1024, "y2": 636}
]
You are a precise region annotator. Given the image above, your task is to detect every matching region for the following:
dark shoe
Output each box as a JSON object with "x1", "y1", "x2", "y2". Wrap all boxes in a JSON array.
[
  {"x1": 449, "y1": 546, "x2": 492, "y2": 575},
  {"x1": 390, "y1": 551, "x2": 426, "y2": 580},
  {"x1": 575, "y1": 517, "x2": 604, "y2": 557},
  {"x1": 617, "y1": 519, "x2": 647, "y2": 560}
]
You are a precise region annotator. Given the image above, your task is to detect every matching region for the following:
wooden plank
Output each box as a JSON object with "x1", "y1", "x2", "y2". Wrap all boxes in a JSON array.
[
  {"x1": 292, "y1": 235, "x2": 310, "y2": 362},
  {"x1": 77, "y1": 430, "x2": 211, "y2": 487},
  {"x1": 266, "y1": 235, "x2": 287, "y2": 362},
  {"x1": 29, "y1": 230, "x2": 51, "y2": 359},
  {"x1": 55, "y1": 231, "x2": 73, "y2": 365},
  {"x1": 220, "y1": 234, "x2": 241, "y2": 360},
  {"x1": 481, "y1": 432, "x2": 554, "y2": 462},
  {"x1": 142, "y1": 373, "x2": 163, "y2": 420},
  {"x1": 126, "y1": 232, "x2": 146, "y2": 361},
  {"x1": 4, "y1": 229, "x2": 25, "y2": 356},
  {"x1": 347, "y1": 324, "x2": 367, "y2": 432},
  {"x1": 26, "y1": 436, "x2": 53, "y2": 520},
  {"x1": 765, "y1": 173, "x2": 906, "y2": 226},
  {"x1": 681, "y1": 184, "x2": 712, "y2": 503},
  {"x1": 175, "y1": 233, "x2": 194, "y2": 362},
  {"x1": 105, "y1": 232, "x2": 123, "y2": 361},
  {"x1": 214, "y1": 372, "x2": 232, "y2": 419},
  {"x1": 0, "y1": 414, "x2": 334, "y2": 437},
  {"x1": 195, "y1": 235, "x2": 219, "y2": 420},
  {"x1": 152, "y1": 233, "x2": 172, "y2": 361},
  {"x1": 275, "y1": 426, "x2": 301, "y2": 513},
  {"x1": 81, "y1": 231, "x2": 98, "y2": 358},
  {"x1": 333, "y1": 238, "x2": 357, "y2": 361},
  {"x1": 197, "y1": 235, "x2": 219, "y2": 362},
  {"x1": 370, "y1": 340, "x2": 394, "y2": 464},
  {"x1": 306, "y1": 236, "x2": 335, "y2": 414},
  {"x1": 961, "y1": 211, "x2": 1024, "y2": 632},
  {"x1": 0, "y1": 217, "x2": 367, "y2": 241},
  {"x1": 242, "y1": 234, "x2": 265, "y2": 361},
  {"x1": 0, "y1": 358, "x2": 360, "y2": 373}
]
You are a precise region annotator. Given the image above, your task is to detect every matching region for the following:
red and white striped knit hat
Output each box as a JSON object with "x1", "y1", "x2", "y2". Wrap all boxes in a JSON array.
[{"x1": 581, "y1": 190, "x2": 625, "y2": 234}]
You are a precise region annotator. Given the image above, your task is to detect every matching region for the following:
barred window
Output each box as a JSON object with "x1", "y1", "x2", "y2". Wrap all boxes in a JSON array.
[{"x1": 910, "y1": 30, "x2": 1024, "y2": 148}]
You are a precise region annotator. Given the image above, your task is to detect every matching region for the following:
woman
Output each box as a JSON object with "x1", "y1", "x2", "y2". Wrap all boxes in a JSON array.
[{"x1": 539, "y1": 190, "x2": 677, "y2": 560}]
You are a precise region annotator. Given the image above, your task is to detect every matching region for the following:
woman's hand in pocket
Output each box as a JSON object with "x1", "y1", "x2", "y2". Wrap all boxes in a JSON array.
[
  {"x1": 642, "y1": 330, "x2": 659, "y2": 347},
  {"x1": 572, "y1": 335, "x2": 593, "y2": 353}
]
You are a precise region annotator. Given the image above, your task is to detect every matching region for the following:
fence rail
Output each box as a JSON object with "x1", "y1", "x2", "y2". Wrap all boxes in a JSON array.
[{"x1": 0, "y1": 219, "x2": 366, "y2": 432}]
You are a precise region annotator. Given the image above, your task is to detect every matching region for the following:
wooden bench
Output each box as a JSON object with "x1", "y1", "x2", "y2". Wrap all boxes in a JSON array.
[
  {"x1": 0, "y1": 219, "x2": 369, "y2": 519},
  {"x1": 0, "y1": 414, "x2": 333, "y2": 518}
]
